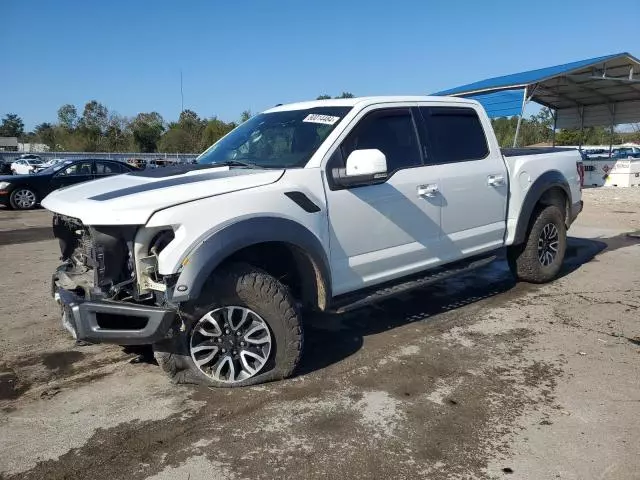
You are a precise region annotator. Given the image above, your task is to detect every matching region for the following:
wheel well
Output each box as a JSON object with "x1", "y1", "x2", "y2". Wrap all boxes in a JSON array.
[
  {"x1": 537, "y1": 187, "x2": 569, "y2": 224},
  {"x1": 218, "y1": 242, "x2": 328, "y2": 311}
]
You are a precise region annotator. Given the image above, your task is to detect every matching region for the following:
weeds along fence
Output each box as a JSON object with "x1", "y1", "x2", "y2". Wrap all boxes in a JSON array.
[{"x1": 0, "y1": 151, "x2": 199, "y2": 164}]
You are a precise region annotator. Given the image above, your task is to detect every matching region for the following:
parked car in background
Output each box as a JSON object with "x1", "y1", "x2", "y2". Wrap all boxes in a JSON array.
[
  {"x1": 146, "y1": 159, "x2": 178, "y2": 168},
  {"x1": 0, "y1": 158, "x2": 137, "y2": 210},
  {"x1": 126, "y1": 158, "x2": 146, "y2": 169},
  {"x1": 0, "y1": 159, "x2": 13, "y2": 175},
  {"x1": 42, "y1": 157, "x2": 68, "y2": 168},
  {"x1": 11, "y1": 158, "x2": 46, "y2": 175},
  {"x1": 611, "y1": 147, "x2": 640, "y2": 159},
  {"x1": 17, "y1": 154, "x2": 43, "y2": 161}
]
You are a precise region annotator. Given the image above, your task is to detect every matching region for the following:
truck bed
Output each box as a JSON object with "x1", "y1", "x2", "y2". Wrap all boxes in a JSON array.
[
  {"x1": 501, "y1": 146, "x2": 582, "y2": 246},
  {"x1": 501, "y1": 147, "x2": 577, "y2": 157}
]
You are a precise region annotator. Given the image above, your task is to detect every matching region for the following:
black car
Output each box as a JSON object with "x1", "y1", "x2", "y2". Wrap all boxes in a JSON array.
[
  {"x1": 0, "y1": 159, "x2": 12, "y2": 175},
  {"x1": 0, "y1": 158, "x2": 138, "y2": 210}
]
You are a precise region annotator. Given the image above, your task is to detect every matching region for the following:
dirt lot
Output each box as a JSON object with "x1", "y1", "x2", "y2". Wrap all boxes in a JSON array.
[{"x1": 1, "y1": 188, "x2": 639, "y2": 480}]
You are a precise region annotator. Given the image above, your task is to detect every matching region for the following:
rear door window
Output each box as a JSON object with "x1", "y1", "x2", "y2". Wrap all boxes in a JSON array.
[
  {"x1": 95, "y1": 161, "x2": 125, "y2": 174},
  {"x1": 418, "y1": 107, "x2": 489, "y2": 164}
]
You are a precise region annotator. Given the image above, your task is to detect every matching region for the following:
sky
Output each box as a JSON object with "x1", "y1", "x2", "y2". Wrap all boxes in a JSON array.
[{"x1": 2, "y1": 0, "x2": 639, "y2": 130}]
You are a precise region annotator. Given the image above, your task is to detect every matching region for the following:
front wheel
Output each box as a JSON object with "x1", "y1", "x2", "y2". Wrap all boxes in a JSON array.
[
  {"x1": 9, "y1": 188, "x2": 38, "y2": 210},
  {"x1": 154, "y1": 263, "x2": 303, "y2": 388},
  {"x1": 508, "y1": 205, "x2": 567, "y2": 283}
]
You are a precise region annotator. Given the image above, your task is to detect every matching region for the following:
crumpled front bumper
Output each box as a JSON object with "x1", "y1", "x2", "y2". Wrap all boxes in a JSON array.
[{"x1": 52, "y1": 281, "x2": 176, "y2": 346}]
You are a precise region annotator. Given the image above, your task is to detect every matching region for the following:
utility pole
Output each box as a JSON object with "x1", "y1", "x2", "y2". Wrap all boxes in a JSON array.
[{"x1": 180, "y1": 69, "x2": 184, "y2": 113}]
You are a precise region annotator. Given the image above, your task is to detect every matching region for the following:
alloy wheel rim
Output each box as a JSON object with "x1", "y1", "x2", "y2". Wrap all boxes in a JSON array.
[
  {"x1": 537, "y1": 223, "x2": 559, "y2": 266},
  {"x1": 189, "y1": 306, "x2": 272, "y2": 383},
  {"x1": 14, "y1": 189, "x2": 36, "y2": 208}
]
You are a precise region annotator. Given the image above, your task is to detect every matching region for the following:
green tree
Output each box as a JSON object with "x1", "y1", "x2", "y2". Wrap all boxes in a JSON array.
[
  {"x1": 554, "y1": 126, "x2": 618, "y2": 146},
  {"x1": 240, "y1": 110, "x2": 252, "y2": 123},
  {"x1": 77, "y1": 101, "x2": 109, "y2": 150},
  {"x1": 316, "y1": 94, "x2": 332, "y2": 100},
  {"x1": 490, "y1": 116, "x2": 518, "y2": 147},
  {"x1": 158, "y1": 128, "x2": 192, "y2": 153},
  {"x1": 533, "y1": 107, "x2": 554, "y2": 128},
  {"x1": 490, "y1": 109, "x2": 555, "y2": 147},
  {"x1": 0, "y1": 113, "x2": 25, "y2": 137},
  {"x1": 131, "y1": 112, "x2": 165, "y2": 152},
  {"x1": 79, "y1": 101, "x2": 108, "y2": 132},
  {"x1": 34, "y1": 122, "x2": 56, "y2": 150},
  {"x1": 57, "y1": 104, "x2": 78, "y2": 130},
  {"x1": 555, "y1": 129, "x2": 583, "y2": 145},
  {"x1": 177, "y1": 109, "x2": 205, "y2": 152},
  {"x1": 105, "y1": 114, "x2": 133, "y2": 152},
  {"x1": 58, "y1": 128, "x2": 87, "y2": 151},
  {"x1": 201, "y1": 118, "x2": 236, "y2": 150}
]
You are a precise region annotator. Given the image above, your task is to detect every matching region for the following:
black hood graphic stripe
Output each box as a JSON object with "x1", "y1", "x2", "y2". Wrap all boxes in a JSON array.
[{"x1": 89, "y1": 168, "x2": 263, "y2": 201}]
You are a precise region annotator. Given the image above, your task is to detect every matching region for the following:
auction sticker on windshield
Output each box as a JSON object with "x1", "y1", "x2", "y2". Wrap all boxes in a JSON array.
[{"x1": 303, "y1": 114, "x2": 340, "y2": 125}]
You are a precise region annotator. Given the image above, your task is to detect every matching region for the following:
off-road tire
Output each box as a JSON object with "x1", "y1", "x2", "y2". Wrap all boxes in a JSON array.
[
  {"x1": 508, "y1": 205, "x2": 567, "y2": 283},
  {"x1": 154, "y1": 263, "x2": 303, "y2": 388}
]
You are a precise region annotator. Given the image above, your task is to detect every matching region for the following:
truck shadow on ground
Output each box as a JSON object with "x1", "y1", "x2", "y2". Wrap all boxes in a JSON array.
[{"x1": 296, "y1": 234, "x2": 636, "y2": 377}]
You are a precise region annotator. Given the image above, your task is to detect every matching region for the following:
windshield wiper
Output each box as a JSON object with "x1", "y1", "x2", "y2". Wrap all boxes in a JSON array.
[{"x1": 212, "y1": 160, "x2": 265, "y2": 169}]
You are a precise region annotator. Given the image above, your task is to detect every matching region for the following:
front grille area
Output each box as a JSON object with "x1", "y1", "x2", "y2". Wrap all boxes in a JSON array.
[{"x1": 52, "y1": 214, "x2": 137, "y2": 297}]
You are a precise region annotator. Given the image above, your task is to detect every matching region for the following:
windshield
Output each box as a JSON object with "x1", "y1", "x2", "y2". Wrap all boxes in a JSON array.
[
  {"x1": 197, "y1": 107, "x2": 352, "y2": 168},
  {"x1": 39, "y1": 160, "x2": 73, "y2": 175},
  {"x1": 27, "y1": 159, "x2": 43, "y2": 165}
]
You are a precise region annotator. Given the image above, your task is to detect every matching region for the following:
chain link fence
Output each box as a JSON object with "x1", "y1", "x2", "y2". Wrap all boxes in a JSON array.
[{"x1": 0, "y1": 151, "x2": 199, "y2": 164}]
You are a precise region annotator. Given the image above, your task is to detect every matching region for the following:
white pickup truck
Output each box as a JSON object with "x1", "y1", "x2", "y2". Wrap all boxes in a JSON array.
[{"x1": 43, "y1": 96, "x2": 583, "y2": 387}]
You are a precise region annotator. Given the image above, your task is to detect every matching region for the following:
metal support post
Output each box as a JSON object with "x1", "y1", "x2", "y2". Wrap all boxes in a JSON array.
[
  {"x1": 512, "y1": 87, "x2": 528, "y2": 148},
  {"x1": 552, "y1": 109, "x2": 557, "y2": 147},
  {"x1": 578, "y1": 106, "x2": 585, "y2": 151},
  {"x1": 608, "y1": 104, "x2": 616, "y2": 157}
]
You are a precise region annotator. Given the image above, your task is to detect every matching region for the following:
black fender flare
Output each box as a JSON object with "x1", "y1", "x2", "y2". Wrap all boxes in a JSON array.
[
  {"x1": 168, "y1": 217, "x2": 331, "y2": 305},
  {"x1": 513, "y1": 170, "x2": 572, "y2": 245}
]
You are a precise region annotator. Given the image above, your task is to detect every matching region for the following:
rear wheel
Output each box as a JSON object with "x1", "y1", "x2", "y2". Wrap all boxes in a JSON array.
[
  {"x1": 9, "y1": 188, "x2": 37, "y2": 210},
  {"x1": 154, "y1": 263, "x2": 303, "y2": 388},
  {"x1": 508, "y1": 205, "x2": 567, "y2": 283}
]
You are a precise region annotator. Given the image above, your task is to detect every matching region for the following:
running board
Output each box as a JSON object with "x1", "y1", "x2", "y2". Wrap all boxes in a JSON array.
[{"x1": 329, "y1": 254, "x2": 498, "y2": 314}]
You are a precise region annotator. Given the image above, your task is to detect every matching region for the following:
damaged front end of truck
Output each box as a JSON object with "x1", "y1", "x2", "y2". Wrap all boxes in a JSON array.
[{"x1": 51, "y1": 214, "x2": 179, "y2": 345}]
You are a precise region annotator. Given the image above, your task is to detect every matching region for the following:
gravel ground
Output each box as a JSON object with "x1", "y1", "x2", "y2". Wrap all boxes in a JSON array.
[
  {"x1": 579, "y1": 186, "x2": 640, "y2": 230},
  {"x1": 0, "y1": 187, "x2": 639, "y2": 480}
]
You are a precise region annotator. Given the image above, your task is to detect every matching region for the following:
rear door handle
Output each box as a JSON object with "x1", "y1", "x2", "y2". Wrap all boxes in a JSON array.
[
  {"x1": 487, "y1": 174, "x2": 505, "y2": 187},
  {"x1": 417, "y1": 184, "x2": 439, "y2": 197}
]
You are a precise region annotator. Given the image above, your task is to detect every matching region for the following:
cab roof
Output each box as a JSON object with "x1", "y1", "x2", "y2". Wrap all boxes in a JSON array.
[{"x1": 264, "y1": 95, "x2": 477, "y2": 113}]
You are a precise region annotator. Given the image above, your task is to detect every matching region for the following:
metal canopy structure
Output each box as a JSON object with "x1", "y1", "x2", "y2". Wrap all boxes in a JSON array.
[{"x1": 433, "y1": 52, "x2": 640, "y2": 148}]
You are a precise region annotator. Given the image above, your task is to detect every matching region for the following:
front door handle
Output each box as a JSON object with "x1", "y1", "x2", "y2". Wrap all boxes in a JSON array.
[
  {"x1": 487, "y1": 174, "x2": 505, "y2": 187},
  {"x1": 417, "y1": 184, "x2": 439, "y2": 197}
]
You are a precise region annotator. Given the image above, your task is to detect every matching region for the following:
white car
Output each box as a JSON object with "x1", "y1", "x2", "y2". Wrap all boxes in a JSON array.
[
  {"x1": 41, "y1": 158, "x2": 68, "y2": 168},
  {"x1": 44, "y1": 95, "x2": 583, "y2": 388},
  {"x1": 11, "y1": 158, "x2": 46, "y2": 175}
]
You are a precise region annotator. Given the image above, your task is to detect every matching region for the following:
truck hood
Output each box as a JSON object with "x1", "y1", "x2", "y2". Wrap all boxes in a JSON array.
[{"x1": 41, "y1": 165, "x2": 285, "y2": 225}]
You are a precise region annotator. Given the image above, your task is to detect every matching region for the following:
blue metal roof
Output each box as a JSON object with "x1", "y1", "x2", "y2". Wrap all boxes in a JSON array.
[
  {"x1": 433, "y1": 52, "x2": 631, "y2": 96},
  {"x1": 463, "y1": 89, "x2": 526, "y2": 117}
]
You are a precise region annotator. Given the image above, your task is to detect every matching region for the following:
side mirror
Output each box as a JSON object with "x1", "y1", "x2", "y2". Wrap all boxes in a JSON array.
[{"x1": 332, "y1": 149, "x2": 388, "y2": 187}]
